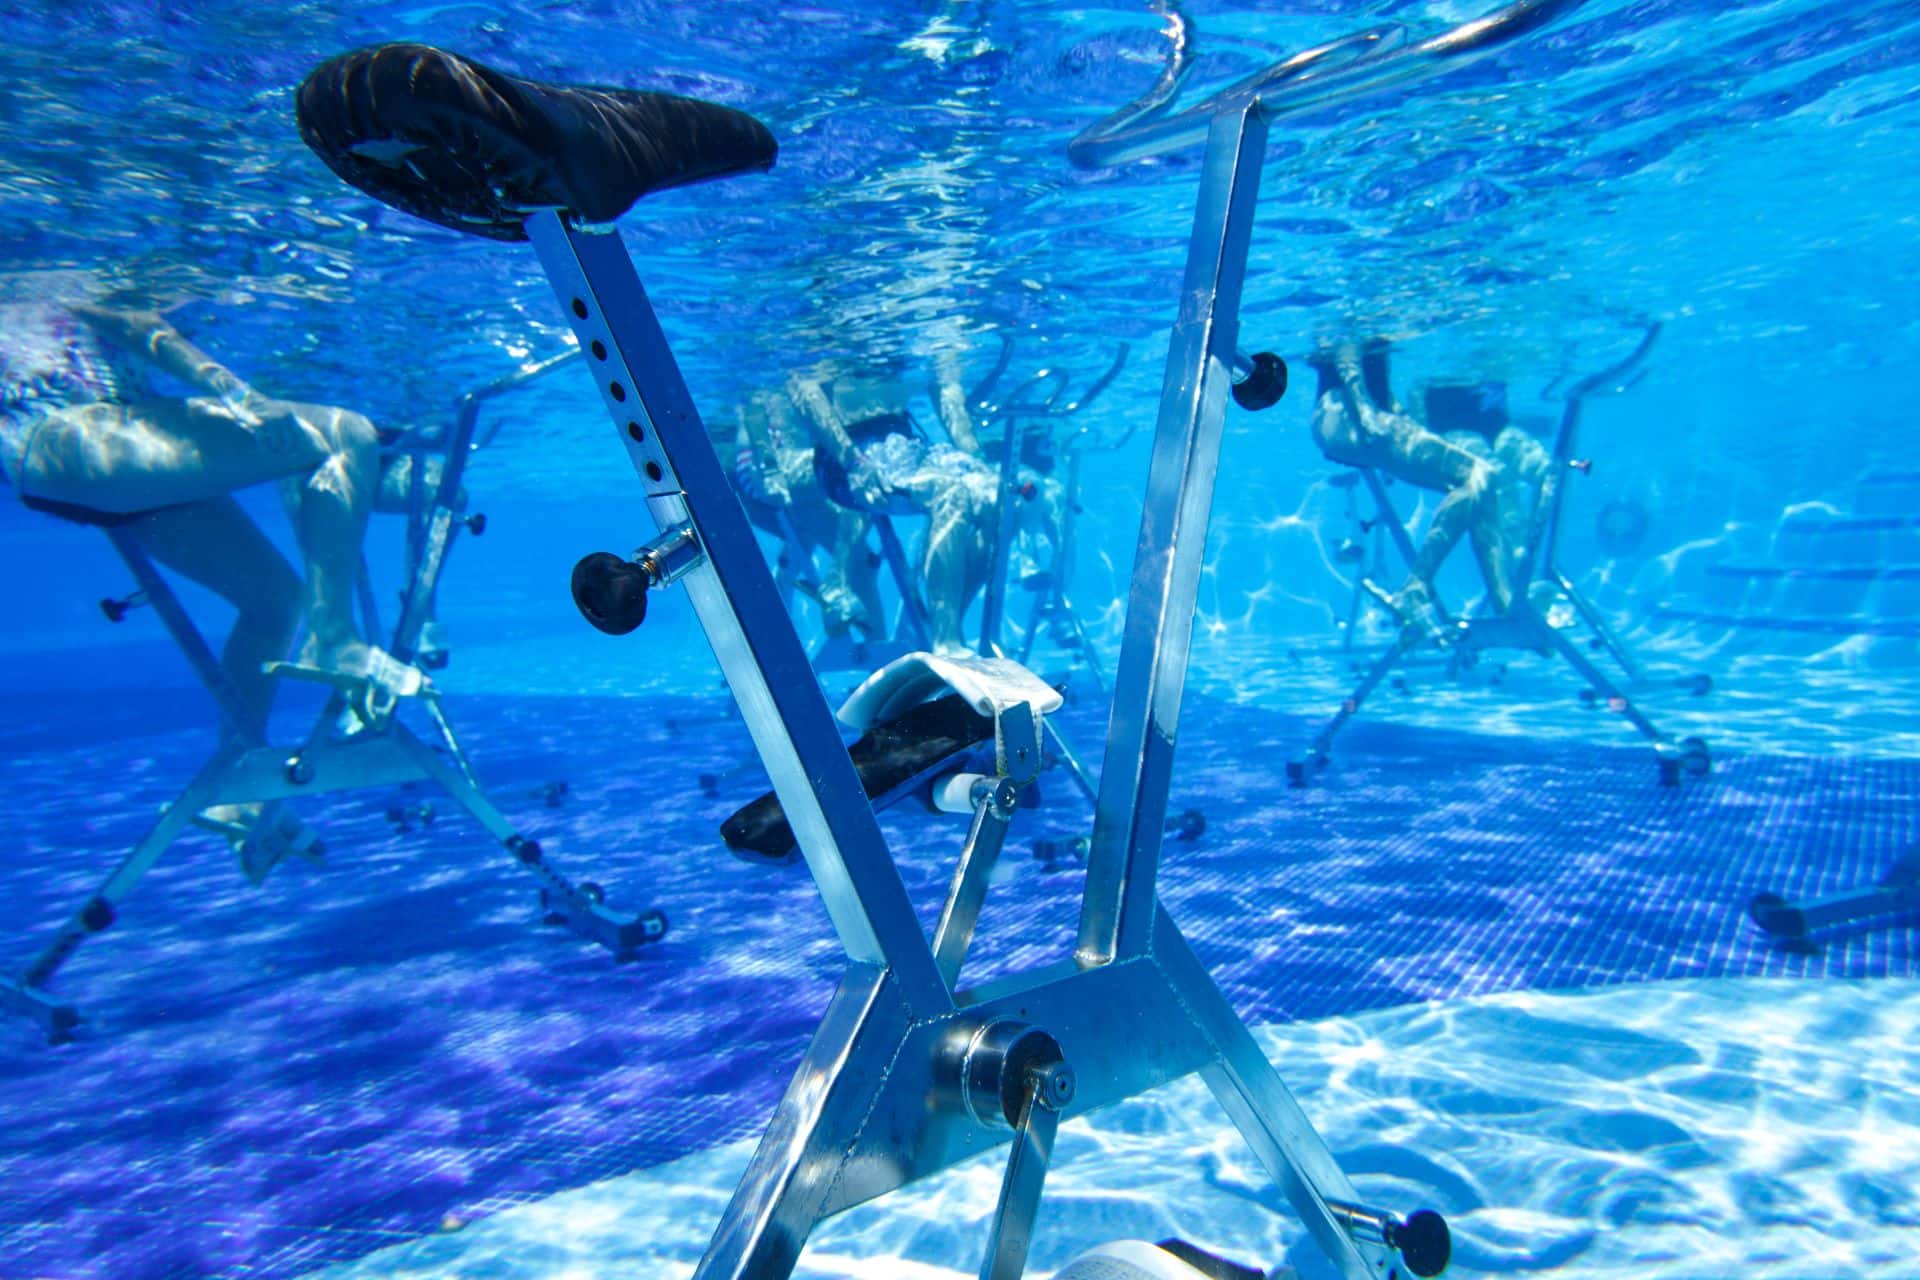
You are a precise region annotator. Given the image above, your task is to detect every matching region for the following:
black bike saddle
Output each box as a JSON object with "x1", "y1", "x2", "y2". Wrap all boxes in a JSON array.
[{"x1": 296, "y1": 43, "x2": 776, "y2": 240}]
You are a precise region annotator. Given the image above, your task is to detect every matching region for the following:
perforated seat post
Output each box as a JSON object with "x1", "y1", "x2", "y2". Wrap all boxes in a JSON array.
[{"x1": 523, "y1": 210, "x2": 950, "y2": 1015}]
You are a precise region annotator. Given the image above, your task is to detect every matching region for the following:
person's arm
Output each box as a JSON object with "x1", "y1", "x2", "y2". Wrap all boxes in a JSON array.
[
  {"x1": 932, "y1": 353, "x2": 983, "y2": 456},
  {"x1": 70, "y1": 303, "x2": 252, "y2": 405},
  {"x1": 785, "y1": 372, "x2": 860, "y2": 470},
  {"x1": 1332, "y1": 344, "x2": 1396, "y2": 445}
]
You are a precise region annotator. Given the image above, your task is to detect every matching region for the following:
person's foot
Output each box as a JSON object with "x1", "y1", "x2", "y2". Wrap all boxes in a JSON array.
[
  {"x1": 294, "y1": 636, "x2": 431, "y2": 730},
  {"x1": 307, "y1": 637, "x2": 427, "y2": 693},
  {"x1": 200, "y1": 803, "x2": 324, "y2": 884},
  {"x1": 1528, "y1": 579, "x2": 1577, "y2": 630},
  {"x1": 1366, "y1": 578, "x2": 1449, "y2": 650}
]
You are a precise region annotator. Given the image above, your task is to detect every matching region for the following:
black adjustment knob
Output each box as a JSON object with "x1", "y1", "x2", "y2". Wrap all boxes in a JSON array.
[
  {"x1": 464, "y1": 512, "x2": 488, "y2": 535},
  {"x1": 572, "y1": 551, "x2": 651, "y2": 635},
  {"x1": 1388, "y1": 1209, "x2": 1451, "y2": 1278},
  {"x1": 81, "y1": 896, "x2": 116, "y2": 933},
  {"x1": 99, "y1": 592, "x2": 145, "y2": 623},
  {"x1": 1231, "y1": 352, "x2": 1288, "y2": 411},
  {"x1": 1165, "y1": 808, "x2": 1206, "y2": 842}
]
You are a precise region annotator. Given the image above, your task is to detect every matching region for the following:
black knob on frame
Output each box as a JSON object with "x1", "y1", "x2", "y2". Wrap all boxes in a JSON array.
[
  {"x1": 1231, "y1": 352, "x2": 1288, "y2": 411},
  {"x1": 572, "y1": 551, "x2": 651, "y2": 635},
  {"x1": 99, "y1": 591, "x2": 146, "y2": 623},
  {"x1": 1388, "y1": 1209, "x2": 1451, "y2": 1278}
]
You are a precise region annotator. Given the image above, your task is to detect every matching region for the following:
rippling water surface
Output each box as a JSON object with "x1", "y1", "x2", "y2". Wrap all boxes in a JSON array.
[{"x1": 5, "y1": 0, "x2": 1917, "y2": 499}]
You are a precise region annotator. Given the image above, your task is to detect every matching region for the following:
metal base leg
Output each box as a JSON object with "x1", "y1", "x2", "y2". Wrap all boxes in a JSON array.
[
  {"x1": 3, "y1": 713, "x2": 664, "y2": 1041},
  {"x1": 1292, "y1": 604, "x2": 1712, "y2": 790},
  {"x1": 698, "y1": 907, "x2": 1398, "y2": 1280},
  {"x1": 1530, "y1": 613, "x2": 1710, "y2": 787},
  {"x1": 2, "y1": 744, "x2": 243, "y2": 1042},
  {"x1": 1289, "y1": 637, "x2": 1415, "y2": 786}
]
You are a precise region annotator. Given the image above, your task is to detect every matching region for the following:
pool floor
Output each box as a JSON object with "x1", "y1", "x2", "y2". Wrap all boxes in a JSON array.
[
  {"x1": 306, "y1": 977, "x2": 1920, "y2": 1280},
  {"x1": 0, "y1": 672, "x2": 1914, "y2": 1279}
]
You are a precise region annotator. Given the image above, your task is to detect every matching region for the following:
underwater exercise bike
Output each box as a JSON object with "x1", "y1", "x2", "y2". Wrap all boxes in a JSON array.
[
  {"x1": 1283, "y1": 324, "x2": 1717, "y2": 789},
  {"x1": 294, "y1": 0, "x2": 1584, "y2": 1273},
  {"x1": 968, "y1": 334, "x2": 1130, "y2": 692},
  {"x1": 0, "y1": 350, "x2": 666, "y2": 1045}
]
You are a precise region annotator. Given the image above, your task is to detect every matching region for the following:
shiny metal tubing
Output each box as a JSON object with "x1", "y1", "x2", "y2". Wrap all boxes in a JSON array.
[
  {"x1": 470, "y1": 346, "x2": 584, "y2": 449},
  {"x1": 1069, "y1": 0, "x2": 1585, "y2": 169},
  {"x1": 932, "y1": 785, "x2": 1017, "y2": 988},
  {"x1": 1080, "y1": 103, "x2": 1267, "y2": 967},
  {"x1": 1522, "y1": 323, "x2": 1661, "y2": 585},
  {"x1": 981, "y1": 1082, "x2": 1061, "y2": 1280},
  {"x1": 524, "y1": 211, "x2": 948, "y2": 1014},
  {"x1": 1359, "y1": 469, "x2": 1455, "y2": 627}
]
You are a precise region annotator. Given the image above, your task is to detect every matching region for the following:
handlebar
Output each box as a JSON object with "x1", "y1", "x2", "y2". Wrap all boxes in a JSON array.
[{"x1": 1068, "y1": 0, "x2": 1586, "y2": 169}]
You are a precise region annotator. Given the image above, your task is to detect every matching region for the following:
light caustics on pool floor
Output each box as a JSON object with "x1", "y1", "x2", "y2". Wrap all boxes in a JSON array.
[
  {"x1": 306, "y1": 977, "x2": 1920, "y2": 1280},
  {"x1": 433, "y1": 622, "x2": 1920, "y2": 766}
]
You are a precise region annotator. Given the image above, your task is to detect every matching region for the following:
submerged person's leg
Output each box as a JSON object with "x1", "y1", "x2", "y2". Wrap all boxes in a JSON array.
[
  {"x1": 15, "y1": 396, "x2": 330, "y2": 516},
  {"x1": 372, "y1": 450, "x2": 466, "y2": 515},
  {"x1": 790, "y1": 490, "x2": 867, "y2": 639},
  {"x1": 1359, "y1": 432, "x2": 1497, "y2": 641},
  {"x1": 1398, "y1": 433, "x2": 1514, "y2": 614},
  {"x1": 280, "y1": 402, "x2": 420, "y2": 695},
  {"x1": 1490, "y1": 424, "x2": 1550, "y2": 574},
  {"x1": 121, "y1": 494, "x2": 328, "y2": 870},
  {"x1": 920, "y1": 479, "x2": 994, "y2": 654},
  {"x1": 1464, "y1": 492, "x2": 1517, "y2": 613},
  {"x1": 833, "y1": 510, "x2": 889, "y2": 637},
  {"x1": 121, "y1": 496, "x2": 303, "y2": 738},
  {"x1": 15, "y1": 309, "x2": 336, "y2": 514}
]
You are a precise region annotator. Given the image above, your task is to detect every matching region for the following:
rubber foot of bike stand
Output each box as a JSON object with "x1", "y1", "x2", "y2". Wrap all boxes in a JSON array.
[
  {"x1": 1748, "y1": 892, "x2": 1807, "y2": 939},
  {"x1": 0, "y1": 979, "x2": 81, "y2": 1045}
]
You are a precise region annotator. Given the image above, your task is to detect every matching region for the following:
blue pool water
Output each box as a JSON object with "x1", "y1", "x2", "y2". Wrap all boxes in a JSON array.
[{"x1": 4, "y1": 2, "x2": 1920, "y2": 1278}]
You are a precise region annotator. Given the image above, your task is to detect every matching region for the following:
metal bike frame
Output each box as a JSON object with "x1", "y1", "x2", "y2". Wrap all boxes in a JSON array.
[
  {"x1": 1293, "y1": 330, "x2": 1689, "y2": 785},
  {"x1": 0, "y1": 384, "x2": 653, "y2": 1043},
  {"x1": 522, "y1": 101, "x2": 1401, "y2": 1280}
]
